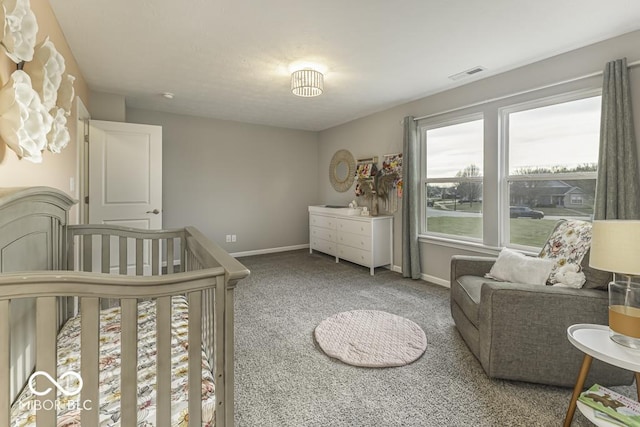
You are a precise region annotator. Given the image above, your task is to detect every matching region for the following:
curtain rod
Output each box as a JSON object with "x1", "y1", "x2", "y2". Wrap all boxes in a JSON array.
[{"x1": 412, "y1": 59, "x2": 640, "y2": 122}]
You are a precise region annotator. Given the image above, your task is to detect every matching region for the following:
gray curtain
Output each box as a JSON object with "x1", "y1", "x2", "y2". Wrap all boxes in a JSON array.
[
  {"x1": 402, "y1": 116, "x2": 421, "y2": 279},
  {"x1": 594, "y1": 57, "x2": 640, "y2": 220}
]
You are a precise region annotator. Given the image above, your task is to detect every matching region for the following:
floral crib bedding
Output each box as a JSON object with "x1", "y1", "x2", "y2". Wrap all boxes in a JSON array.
[{"x1": 11, "y1": 296, "x2": 216, "y2": 427}]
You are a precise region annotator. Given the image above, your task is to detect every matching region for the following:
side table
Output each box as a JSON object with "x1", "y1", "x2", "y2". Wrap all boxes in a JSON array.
[{"x1": 564, "y1": 324, "x2": 640, "y2": 426}]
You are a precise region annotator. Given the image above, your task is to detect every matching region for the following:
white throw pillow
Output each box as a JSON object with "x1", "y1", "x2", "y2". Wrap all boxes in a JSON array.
[{"x1": 486, "y1": 248, "x2": 555, "y2": 286}]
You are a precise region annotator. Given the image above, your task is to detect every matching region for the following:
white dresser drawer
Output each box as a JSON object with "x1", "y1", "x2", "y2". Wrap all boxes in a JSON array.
[
  {"x1": 337, "y1": 231, "x2": 371, "y2": 251},
  {"x1": 311, "y1": 237, "x2": 336, "y2": 256},
  {"x1": 337, "y1": 218, "x2": 371, "y2": 236},
  {"x1": 337, "y1": 244, "x2": 371, "y2": 266},
  {"x1": 310, "y1": 226, "x2": 336, "y2": 242},
  {"x1": 309, "y1": 206, "x2": 393, "y2": 275},
  {"x1": 310, "y1": 214, "x2": 336, "y2": 230}
]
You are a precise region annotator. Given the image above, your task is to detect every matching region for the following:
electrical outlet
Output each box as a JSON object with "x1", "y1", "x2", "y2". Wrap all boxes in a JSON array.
[
  {"x1": 225, "y1": 235, "x2": 232, "y2": 243},
  {"x1": 231, "y1": 234, "x2": 237, "y2": 242}
]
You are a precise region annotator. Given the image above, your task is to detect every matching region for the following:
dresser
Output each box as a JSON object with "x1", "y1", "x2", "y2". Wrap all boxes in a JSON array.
[{"x1": 309, "y1": 206, "x2": 393, "y2": 275}]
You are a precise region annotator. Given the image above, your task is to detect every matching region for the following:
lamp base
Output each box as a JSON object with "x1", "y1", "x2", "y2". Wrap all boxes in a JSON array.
[
  {"x1": 609, "y1": 304, "x2": 640, "y2": 348},
  {"x1": 609, "y1": 329, "x2": 640, "y2": 349},
  {"x1": 608, "y1": 281, "x2": 640, "y2": 349}
]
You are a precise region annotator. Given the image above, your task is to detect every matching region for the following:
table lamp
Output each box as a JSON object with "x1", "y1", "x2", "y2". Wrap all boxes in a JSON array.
[{"x1": 589, "y1": 220, "x2": 640, "y2": 349}]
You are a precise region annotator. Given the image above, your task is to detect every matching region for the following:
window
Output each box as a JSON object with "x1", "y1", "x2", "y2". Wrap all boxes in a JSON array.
[
  {"x1": 570, "y1": 195, "x2": 584, "y2": 205},
  {"x1": 503, "y1": 93, "x2": 601, "y2": 248},
  {"x1": 421, "y1": 117, "x2": 483, "y2": 240}
]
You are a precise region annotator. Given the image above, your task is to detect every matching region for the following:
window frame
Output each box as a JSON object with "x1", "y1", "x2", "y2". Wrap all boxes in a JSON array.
[
  {"x1": 499, "y1": 89, "x2": 601, "y2": 250},
  {"x1": 419, "y1": 112, "x2": 484, "y2": 242}
]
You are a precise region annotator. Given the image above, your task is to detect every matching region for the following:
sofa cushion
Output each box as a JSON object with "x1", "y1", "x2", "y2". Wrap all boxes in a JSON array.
[
  {"x1": 539, "y1": 219, "x2": 592, "y2": 284},
  {"x1": 453, "y1": 275, "x2": 509, "y2": 327},
  {"x1": 581, "y1": 249, "x2": 613, "y2": 290},
  {"x1": 487, "y1": 248, "x2": 554, "y2": 285}
]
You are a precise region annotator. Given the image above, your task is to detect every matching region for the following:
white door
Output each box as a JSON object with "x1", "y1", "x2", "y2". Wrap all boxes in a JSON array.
[{"x1": 89, "y1": 120, "x2": 162, "y2": 274}]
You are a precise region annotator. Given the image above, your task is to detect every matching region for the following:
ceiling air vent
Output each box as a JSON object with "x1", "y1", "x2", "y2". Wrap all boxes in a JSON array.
[{"x1": 448, "y1": 66, "x2": 487, "y2": 81}]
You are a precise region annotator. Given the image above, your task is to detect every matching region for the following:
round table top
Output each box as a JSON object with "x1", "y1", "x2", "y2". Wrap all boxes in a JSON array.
[{"x1": 567, "y1": 324, "x2": 640, "y2": 372}]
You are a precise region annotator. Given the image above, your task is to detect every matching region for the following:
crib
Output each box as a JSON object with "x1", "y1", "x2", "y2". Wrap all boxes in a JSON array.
[{"x1": 0, "y1": 187, "x2": 250, "y2": 427}]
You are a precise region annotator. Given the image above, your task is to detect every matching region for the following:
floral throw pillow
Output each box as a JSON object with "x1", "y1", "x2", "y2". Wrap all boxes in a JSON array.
[{"x1": 538, "y1": 219, "x2": 592, "y2": 285}]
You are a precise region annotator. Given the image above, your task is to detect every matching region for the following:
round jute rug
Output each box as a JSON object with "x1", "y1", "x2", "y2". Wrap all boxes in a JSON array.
[{"x1": 314, "y1": 310, "x2": 427, "y2": 368}]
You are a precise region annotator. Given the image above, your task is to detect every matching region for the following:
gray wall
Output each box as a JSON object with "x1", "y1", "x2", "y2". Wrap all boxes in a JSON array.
[
  {"x1": 318, "y1": 30, "x2": 640, "y2": 284},
  {"x1": 90, "y1": 91, "x2": 126, "y2": 122},
  {"x1": 127, "y1": 108, "x2": 319, "y2": 253}
]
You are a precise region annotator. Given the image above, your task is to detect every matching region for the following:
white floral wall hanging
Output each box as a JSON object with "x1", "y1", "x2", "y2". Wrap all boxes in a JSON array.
[
  {"x1": 0, "y1": 70, "x2": 53, "y2": 163},
  {"x1": 46, "y1": 106, "x2": 69, "y2": 153},
  {"x1": 23, "y1": 36, "x2": 65, "y2": 110},
  {"x1": 56, "y1": 73, "x2": 75, "y2": 115},
  {"x1": 2, "y1": 0, "x2": 38, "y2": 63}
]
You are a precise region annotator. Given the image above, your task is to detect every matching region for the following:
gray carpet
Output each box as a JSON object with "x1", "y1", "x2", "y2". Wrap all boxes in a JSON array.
[{"x1": 234, "y1": 249, "x2": 634, "y2": 426}]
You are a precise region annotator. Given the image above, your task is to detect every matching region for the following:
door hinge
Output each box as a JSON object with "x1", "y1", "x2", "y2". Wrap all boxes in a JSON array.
[
  {"x1": 84, "y1": 134, "x2": 89, "y2": 143},
  {"x1": 84, "y1": 196, "x2": 89, "y2": 204}
]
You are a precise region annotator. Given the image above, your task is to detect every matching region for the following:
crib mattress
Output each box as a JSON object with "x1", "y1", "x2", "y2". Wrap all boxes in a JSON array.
[{"x1": 10, "y1": 297, "x2": 216, "y2": 427}]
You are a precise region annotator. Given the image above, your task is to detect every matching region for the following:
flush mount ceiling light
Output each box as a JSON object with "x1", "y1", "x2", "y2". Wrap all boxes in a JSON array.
[{"x1": 291, "y1": 69, "x2": 323, "y2": 97}]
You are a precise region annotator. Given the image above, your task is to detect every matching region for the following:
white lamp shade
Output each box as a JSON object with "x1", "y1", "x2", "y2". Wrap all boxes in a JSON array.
[{"x1": 590, "y1": 220, "x2": 640, "y2": 275}]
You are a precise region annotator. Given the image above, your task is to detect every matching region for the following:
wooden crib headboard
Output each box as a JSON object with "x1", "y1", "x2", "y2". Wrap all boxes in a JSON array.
[
  {"x1": 0, "y1": 187, "x2": 75, "y2": 272},
  {"x1": 0, "y1": 187, "x2": 75, "y2": 404}
]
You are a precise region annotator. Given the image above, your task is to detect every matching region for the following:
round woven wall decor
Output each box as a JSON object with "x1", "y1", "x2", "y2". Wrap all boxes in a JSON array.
[{"x1": 329, "y1": 149, "x2": 356, "y2": 192}]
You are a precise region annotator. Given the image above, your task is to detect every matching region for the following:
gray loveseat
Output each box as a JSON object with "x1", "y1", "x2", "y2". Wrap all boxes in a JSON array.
[{"x1": 450, "y1": 254, "x2": 633, "y2": 388}]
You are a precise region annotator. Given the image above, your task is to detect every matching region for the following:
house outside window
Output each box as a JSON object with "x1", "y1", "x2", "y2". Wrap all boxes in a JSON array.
[
  {"x1": 501, "y1": 92, "x2": 601, "y2": 249},
  {"x1": 420, "y1": 116, "x2": 483, "y2": 241}
]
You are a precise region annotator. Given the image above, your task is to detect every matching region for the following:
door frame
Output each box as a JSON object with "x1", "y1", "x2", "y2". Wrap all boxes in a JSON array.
[{"x1": 76, "y1": 97, "x2": 90, "y2": 225}]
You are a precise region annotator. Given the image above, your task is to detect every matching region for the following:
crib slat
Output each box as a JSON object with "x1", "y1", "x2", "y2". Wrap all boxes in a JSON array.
[
  {"x1": 0, "y1": 300, "x2": 9, "y2": 427},
  {"x1": 66, "y1": 230, "x2": 75, "y2": 270},
  {"x1": 121, "y1": 298, "x2": 138, "y2": 425},
  {"x1": 215, "y1": 276, "x2": 227, "y2": 427},
  {"x1": 188, "y1": 291, "x2": 202, "y2": 427},
  {"x1": 101, "y1": 234, "x2": 110, "y2": 273},
  {"x1": 36, "y1": 297, "x2": 57, "y2": 427},
  {"x1": 156, "y1": 296, "x2": 171, "y2": 427},
  {"x1": 167, "y1": 238, "x2": 174, "y2": 274},
  {"x1": 180, "y1": 236, "x2": 186, "y2": 272},
  {"x1": 83, "y1": 234, "x2": 93, "y2": 272},
  {"x1": 224, "y1": 280, "x2": 235, "y2": 426},
  {"x1": 81, "y1": 298, "x2": 100, "y2": 427},
  {"x1": 119, "y1": 236, "x2": 127, "y2": 275},
  {"x1": 136, "y1": 238, "x2": 144, "y2": 275},
  {"x1": 152, "y1": 239, "x2": 160, "y2": 276}
]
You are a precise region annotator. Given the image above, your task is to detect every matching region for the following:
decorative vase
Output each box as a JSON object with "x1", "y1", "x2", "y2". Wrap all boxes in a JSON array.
[
  {"x1": 608, "y1": 280, "x2": 640, "y2": 349},
  {"x1": 371, "y1": 194, "x2": 378, "y2": 216}
]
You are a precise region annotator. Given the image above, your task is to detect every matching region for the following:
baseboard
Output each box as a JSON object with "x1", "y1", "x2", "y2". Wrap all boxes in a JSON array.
[
  {"x1": 421, "y1": 273, "x2": 450, "y2": 288},
  {"x1": 391, "y1": 265, "x2": 448, "y2": 287},
  {"x1": 229, "y1": 250, "x2": 448, "y2": 288},
  {"x1": 230, "y1": 244, "x2": 309, "y2": 258}
]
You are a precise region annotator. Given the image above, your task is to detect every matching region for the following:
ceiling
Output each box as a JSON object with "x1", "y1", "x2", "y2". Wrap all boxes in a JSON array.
[{"x1": 49, "y1": 0, "x2": 640, "y2": 132}]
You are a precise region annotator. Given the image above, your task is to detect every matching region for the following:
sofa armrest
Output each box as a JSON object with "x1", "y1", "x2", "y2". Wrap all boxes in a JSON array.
[
  {"x1": 450, "y1": 255, "x2": 496, "y2": 284},
  {"x1": 477, "y1": 282, "x2": 629, "y2": 387}
]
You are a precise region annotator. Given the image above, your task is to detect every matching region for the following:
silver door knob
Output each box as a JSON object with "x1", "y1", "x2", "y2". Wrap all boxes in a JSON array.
[{"x1": 146, "y1": 209, "x2": 160, "y2": 214}]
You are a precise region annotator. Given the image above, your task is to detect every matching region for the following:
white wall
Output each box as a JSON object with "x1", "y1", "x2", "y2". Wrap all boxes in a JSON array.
[
  {"x1": 127, "y1": 108, "x2": 320, "y2": 253},
  {"x1": 318, "y1": 30, "x2": 640, "y2": 285}
]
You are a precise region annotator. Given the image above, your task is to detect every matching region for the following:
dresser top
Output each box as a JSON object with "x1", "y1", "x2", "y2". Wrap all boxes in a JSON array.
[{"x1": 309, "y1": 205, "x2": 392, "y2": 220}]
